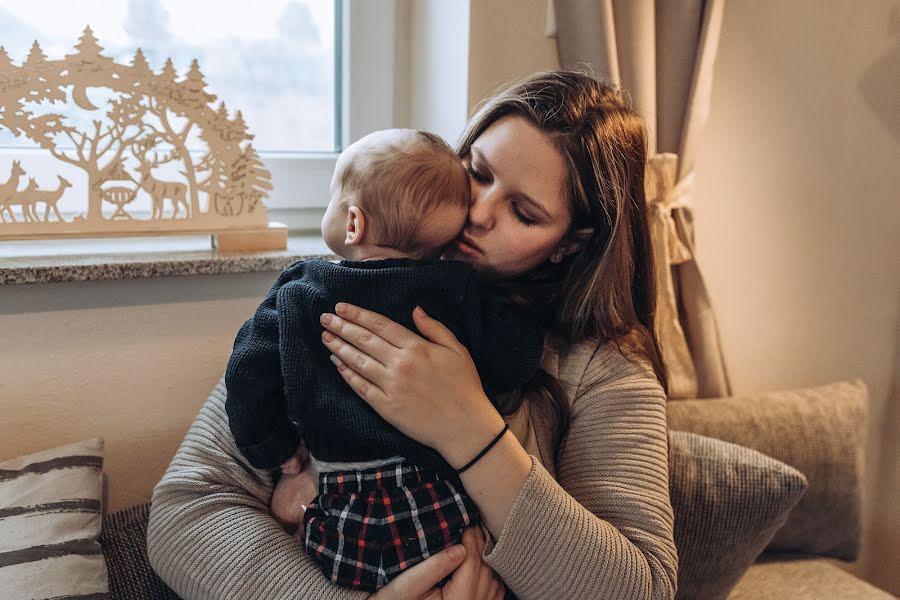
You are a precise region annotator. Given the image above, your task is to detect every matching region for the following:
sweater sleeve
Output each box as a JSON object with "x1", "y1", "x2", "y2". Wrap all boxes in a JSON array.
[
  {"x1": 225, "y1": 269, "x2": 302, "y2": 469},
  {"x1": 481, "y1": 345, "x2": 678, "y2": 600},
  {"x1": 147, "y1": 377, "x2": 370, "y2": 600}
]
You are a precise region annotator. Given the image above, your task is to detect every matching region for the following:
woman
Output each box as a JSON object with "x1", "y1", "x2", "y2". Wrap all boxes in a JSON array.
[{"x1": 147, "y1": 70, "x2": 678, "y2": 600}]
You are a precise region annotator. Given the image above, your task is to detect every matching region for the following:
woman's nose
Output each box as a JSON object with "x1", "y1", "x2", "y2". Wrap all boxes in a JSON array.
[{"x1": 468, "y1": 188, "x2": 496, "y2": 230}]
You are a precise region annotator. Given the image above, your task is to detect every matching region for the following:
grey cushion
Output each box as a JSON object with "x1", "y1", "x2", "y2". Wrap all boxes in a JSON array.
[
  {"x1": 670, "y1": 431, "x2": 808, "y2": 600},
  {"x1": 667, "y1": 380, "x2": 867, "y2": 559},
  {"x1": 99, "y1": 503, "x2": 180, "y2": 600}
]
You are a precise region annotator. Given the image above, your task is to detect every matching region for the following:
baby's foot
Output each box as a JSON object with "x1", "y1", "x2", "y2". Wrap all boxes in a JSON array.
[{"x1": 280, "y1": 445, "x2": 311, "y2": 474}]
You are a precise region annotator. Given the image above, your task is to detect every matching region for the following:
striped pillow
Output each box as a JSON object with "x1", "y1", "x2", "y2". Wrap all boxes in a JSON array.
[{"x1": 0, "y1": 438, "x2": 110, "y2": 599}]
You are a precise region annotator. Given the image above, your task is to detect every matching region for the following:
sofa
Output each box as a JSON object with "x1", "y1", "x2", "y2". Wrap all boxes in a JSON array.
[
  {"x1": 665, "y1": 379, "x2": 894, "y2": 599},
  {"x1": 3, "y1": 378, "x2": 895, "y2": 599}
]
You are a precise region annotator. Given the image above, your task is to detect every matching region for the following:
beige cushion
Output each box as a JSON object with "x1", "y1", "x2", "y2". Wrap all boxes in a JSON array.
[
  {"x1": 669, "y1": 431, "x2": 808, "y2": 600},
  {"x1": 0, "y1": 438, "x2": 109, "y2": 599},
  {"x1": 728, "y1": 557, "x2": 896, "y2": 599},
  {"x1": 667, "y1": 380, "x2": 867, "y2": 559}
]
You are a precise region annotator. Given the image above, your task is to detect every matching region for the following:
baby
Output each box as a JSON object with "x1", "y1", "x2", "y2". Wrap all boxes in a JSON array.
[{"x1": 225, "y1": 129, "x2": 544, "y2": 591}]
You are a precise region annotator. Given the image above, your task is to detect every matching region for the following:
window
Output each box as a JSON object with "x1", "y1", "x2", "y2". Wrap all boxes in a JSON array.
[{"x1": 0, "y1": 0, "x2": 399, "y2": 232}]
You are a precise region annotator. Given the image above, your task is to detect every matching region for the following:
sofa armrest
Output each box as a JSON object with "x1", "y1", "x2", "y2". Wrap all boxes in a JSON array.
[{"x1": 666, "y1": 379, "x2": 868, "y2": 560}]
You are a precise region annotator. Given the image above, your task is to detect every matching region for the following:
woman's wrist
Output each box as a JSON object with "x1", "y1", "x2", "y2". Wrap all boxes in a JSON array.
[
  {"x1": 439, "y1": 396, "x2": 507, "y2": 470},
  {"x1": 456, "y1": 426, "x2": 533, "y2": 539}
]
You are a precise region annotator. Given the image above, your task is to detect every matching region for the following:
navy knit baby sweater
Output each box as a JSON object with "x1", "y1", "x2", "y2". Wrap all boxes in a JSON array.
[{"x1": 224, "y1": 258, "x2": 544, "y2": 479}]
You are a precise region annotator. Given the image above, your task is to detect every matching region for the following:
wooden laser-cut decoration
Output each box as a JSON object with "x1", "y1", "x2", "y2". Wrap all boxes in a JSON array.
[{"x1": 0, "y1": 26, "x2": 286, "y2": 251}]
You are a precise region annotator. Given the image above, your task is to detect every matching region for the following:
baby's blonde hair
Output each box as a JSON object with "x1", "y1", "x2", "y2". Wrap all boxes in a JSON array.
[{"x1": 337, "y1": 129, "x2": 470, "y2": 254}]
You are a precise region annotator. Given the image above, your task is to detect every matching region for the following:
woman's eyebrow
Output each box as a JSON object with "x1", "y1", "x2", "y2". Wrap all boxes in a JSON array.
[{"x1": 471, "y1": 146, "x2": 553, "y2": 220}]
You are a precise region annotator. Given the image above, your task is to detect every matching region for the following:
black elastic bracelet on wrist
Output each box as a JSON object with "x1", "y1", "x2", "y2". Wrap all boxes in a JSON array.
[{"x1": 456, "y1": 423, "x2": 510, "y2": 475}]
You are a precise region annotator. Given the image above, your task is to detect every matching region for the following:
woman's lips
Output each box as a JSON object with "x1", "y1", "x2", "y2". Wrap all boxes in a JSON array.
[{"x1": 455, "y1": 235, "x2": 482, "y2": 255}]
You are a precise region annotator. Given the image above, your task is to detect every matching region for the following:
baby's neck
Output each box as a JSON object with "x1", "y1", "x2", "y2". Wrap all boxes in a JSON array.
[{"x1": 343, "y1": 244, "x2": 425, "y2": 262}]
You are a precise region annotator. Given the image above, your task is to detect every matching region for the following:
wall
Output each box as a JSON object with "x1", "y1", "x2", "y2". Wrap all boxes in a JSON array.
[
  {"x1": 0, "y1": 271, "x2": 281, "y2": 510},
  {"x1": 467, "y1": 0, "x2": 558, "y2": 113},
  {"x1": 692, "y1": 1, "x2": 899, "y2": 592}
]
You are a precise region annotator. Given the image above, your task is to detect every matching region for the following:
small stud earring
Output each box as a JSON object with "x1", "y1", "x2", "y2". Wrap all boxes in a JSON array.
[{"x1": 551, "y1": 250, "x2": 564, "y2": 264}]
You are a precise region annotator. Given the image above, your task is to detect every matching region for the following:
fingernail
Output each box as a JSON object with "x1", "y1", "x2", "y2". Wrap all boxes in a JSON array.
[
  {"x1": 320, "y1": 313, "x2": 333, "y2": 325},
  {"x1": 447, "y1": 545, "x2": 465, "y2": 561},
  {"x1": 335, "y1": 303, "x2": 347, "y2": 315},
  {"x1": 322, "y1": 331, "x2": 335, "y2": 343}
]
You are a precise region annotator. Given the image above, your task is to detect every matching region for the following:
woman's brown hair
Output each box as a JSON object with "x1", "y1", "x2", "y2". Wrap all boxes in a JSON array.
[{"x1": 458, "y1": 70, "x2": 668, "y2": 459}]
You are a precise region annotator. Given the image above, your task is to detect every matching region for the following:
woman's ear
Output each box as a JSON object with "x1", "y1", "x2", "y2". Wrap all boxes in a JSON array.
[
  {"x1": 345, "y1": 205, "x2": 366, "y2": 246},
  {"x1": 550, "y1": 227, "x2": 594, "y2": 263}
]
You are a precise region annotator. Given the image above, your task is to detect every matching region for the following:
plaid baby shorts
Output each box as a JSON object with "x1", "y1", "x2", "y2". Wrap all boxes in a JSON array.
[{"x1": 302, "y1": 461, "x2": 479, "y2": 591}]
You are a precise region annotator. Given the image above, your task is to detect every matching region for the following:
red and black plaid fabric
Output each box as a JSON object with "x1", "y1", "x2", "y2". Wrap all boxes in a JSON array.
[{"x1": 302, "y1": 461, "x2": 479, "y2": 591}]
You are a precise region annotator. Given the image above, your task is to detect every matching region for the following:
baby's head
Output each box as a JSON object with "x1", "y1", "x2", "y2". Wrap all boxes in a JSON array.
[{"x1": 322, "y1": 129, "x2": 470, "y2": 261}]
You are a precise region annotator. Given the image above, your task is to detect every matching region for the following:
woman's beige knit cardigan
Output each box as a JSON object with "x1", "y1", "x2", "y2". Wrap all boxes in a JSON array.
[{"x1": 147, "y1": 339, "x2": 678, "y2": 599}]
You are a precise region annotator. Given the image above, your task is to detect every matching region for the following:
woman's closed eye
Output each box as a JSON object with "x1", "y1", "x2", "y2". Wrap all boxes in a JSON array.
[
  {"x1": 465, "y1": 164, "x2": 539, "y2": 226},
  {"x1": 465, "y1": 164, "x2": 491, "y2": 184},
  {"x1": 511, "y1": 201, "x2": 538, "y2": 226}
]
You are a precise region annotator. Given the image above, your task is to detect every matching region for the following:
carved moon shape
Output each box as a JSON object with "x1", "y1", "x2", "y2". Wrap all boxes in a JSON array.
[{"x1": 71, "y1": 85, "x2": 99, "y2": 111}]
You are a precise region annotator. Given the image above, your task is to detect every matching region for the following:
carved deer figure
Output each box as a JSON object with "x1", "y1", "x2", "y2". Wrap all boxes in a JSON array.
[
  {"x1": 17, "y1": 176, "x2": 72, "y2": 222},
  {"x1": 0, "y1": 161, "x2": 27, "y2": 223},
  {"x1": 132, "y1": 140, "x2": 189, "y2": 219}
]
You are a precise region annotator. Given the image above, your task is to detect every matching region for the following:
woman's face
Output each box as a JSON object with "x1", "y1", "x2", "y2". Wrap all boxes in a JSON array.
[{"x1": 444, "y1": 116, "x2": 573, "y2": 279}]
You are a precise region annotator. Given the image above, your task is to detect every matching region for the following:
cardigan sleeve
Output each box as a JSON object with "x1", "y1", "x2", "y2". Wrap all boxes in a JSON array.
[
  {"x1": 481, "y1": 344, "x2": 679, "y2": 600},
  {"x1": 147, "y1": 377, "x2": 370, "y2": 600}
]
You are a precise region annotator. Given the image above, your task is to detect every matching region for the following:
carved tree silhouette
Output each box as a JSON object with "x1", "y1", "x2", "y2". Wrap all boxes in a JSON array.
[
  {"x1": 23, "y1": 42, "x2": 65, "y2": 102},
  {"x1": 196, "y1": 102, "x2": 255, "y2": 216},
  {"x1": 141, "y1": 58, "x2": 217, "y2": 218},
  {"x1": 233, "y1": 144, "x2": 272, "y2": 214},
  {"x1": 0, "y1": 26, "x2": 273, "y2": 229},
  {"x1": 40, "y1": 93, "x2": 146, "y2": 223}
]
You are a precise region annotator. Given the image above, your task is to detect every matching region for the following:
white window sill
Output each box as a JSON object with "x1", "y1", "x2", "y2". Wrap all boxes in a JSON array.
[{"x1": 0, "y1": 232, "x2": 334, "y2": 285}]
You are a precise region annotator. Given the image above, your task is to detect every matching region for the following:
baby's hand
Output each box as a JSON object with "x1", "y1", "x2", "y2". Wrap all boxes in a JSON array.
[{"x1": 279, "y1": 444, "x2": 310, "y2": 475}]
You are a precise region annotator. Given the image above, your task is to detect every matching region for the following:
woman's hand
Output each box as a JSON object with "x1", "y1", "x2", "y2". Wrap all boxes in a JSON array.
[
  {"x1": 439, "y1": 527, "x2": 506, "y2": 600},
  {"x1": 270, "y1": 447, "x2": 318, "y2": 536},
  {"x1": 371, "y1": 527, "x2": 505, "y2": 600},
  {"x1": 319, "y1": 303, "x2": 507, "y2": 468}
]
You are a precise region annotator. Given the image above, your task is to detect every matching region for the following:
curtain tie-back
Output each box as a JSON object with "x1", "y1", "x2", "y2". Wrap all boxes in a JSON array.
[{"x1": 646, "y1": 153, "x2": 693, "y2": 265}]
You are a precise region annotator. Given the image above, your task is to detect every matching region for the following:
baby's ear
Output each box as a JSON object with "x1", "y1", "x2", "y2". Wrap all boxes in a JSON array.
[{"x1": 345, "y1": 205, "x2": 367, "y2": 246}]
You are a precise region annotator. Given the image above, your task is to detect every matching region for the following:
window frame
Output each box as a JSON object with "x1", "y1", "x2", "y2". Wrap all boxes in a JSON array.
[{"x1": 265, "y1": 0, "x2": 401, "y2": 232}]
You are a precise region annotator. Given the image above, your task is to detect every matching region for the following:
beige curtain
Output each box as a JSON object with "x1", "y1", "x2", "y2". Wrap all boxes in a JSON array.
[{"x1": 551, "y1": 0, "x2": 732, "y2": 399}]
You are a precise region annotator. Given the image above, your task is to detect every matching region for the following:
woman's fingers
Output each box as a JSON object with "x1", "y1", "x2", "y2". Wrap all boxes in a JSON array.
[
  {"x1": 371, "y1": 545, "x2": 466, "y2": 599},
  {"x1": 331, "y1": 302, "x2": 417, "y2": 348},
  {"x1": 330, "y1": 355, "x2": 389, "y2": 409},
  {"x1": 441, "y1": 527, "x2": 506, "y2": 600},
  {"x1": 471, "y1": 528, "x2": 506, "y2": 600},
  {"x1": 322, "y1": 327, "x2": 390, "y2": 388},
  {"x1": 320, "y1": 311, "x2": 399, "y2": 365},
  {"x1": 442, "y1": 527, "x2": 480, "y2": 596},
  {"x1": 411, "y1": 307, "x2": 465, "y2": 352}
]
